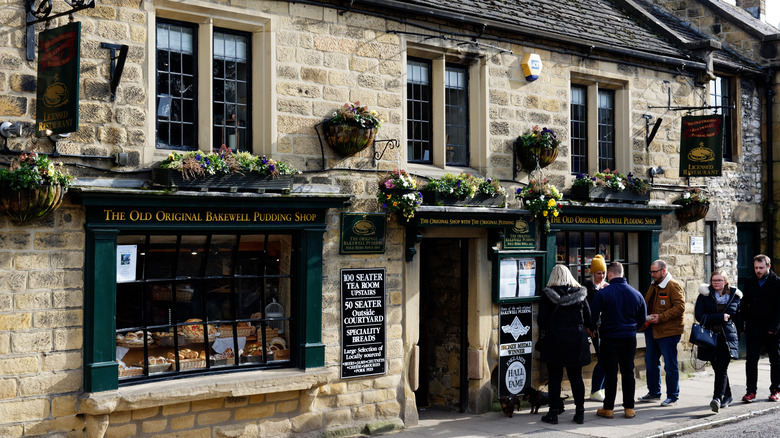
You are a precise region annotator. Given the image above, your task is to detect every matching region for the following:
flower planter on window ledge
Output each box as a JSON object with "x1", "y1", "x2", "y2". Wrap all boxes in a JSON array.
[
  {"x1": 0, "y1": 183, "x2": 67, "y2": 224},
  {"x1": 151, "y1": 168, "x2": 293, "y2": 193},
  {"x1": 569, "y1": 185, "x2": 649, "y2": 204},
  {"x1": 421, "y1": 191, "x2": 506, "y2": 207}
]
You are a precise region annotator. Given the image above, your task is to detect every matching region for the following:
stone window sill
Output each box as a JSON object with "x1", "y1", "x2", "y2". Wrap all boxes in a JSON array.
[{"x1": 78, "y1": 367, "x2": 333, "y2": 415}]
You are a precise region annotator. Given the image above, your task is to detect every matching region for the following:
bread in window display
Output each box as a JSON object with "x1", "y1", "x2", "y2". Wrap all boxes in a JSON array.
[
  {"x1": 180, "y1": 319, "x2": 218, "y2": 339},
  {"x1": 166, "y1": 348, "x2": 204, "y2": 361},
  {"x1": 116, "y1": 331, "x2": 153, "y2": 346}
]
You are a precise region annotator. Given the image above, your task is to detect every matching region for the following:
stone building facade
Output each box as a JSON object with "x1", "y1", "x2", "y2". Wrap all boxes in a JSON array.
[{"x1": 0, "y1": 0, "x2": 779, "y2": 437}]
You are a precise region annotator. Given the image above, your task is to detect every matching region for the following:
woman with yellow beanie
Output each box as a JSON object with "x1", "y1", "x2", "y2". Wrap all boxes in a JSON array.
[{"x1": 585, "y1": 254, "x2": 609, "y2": 401}]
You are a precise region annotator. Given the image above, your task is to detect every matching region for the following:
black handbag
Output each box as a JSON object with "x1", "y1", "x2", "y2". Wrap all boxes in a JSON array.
[{"x1": 690, "y1": 316, "x2": 717, "y2": 349}]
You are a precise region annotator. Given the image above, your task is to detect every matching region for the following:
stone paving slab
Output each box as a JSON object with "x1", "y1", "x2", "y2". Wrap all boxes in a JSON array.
[{"x1": 382, "y1": 359, "x2": 780, "y2": 437}]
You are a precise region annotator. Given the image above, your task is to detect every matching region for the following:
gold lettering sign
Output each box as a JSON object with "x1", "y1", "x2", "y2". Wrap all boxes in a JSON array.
[
  {"x1": 550, "y1": 214, "x2": 658, "y2": 226},
  {"x1": 417, "y1": 217, "x2": 516, "y2": 227},
  {"x1": 101, "y1": 209, "x2": 319, "y2": 224}
]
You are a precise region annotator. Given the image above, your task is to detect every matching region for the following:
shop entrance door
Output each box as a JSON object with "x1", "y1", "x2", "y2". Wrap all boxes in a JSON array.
[
  {"x1": 416, "y1": 238, "x2": 469, "y2": 412},
  {"x1": 737, "y1": 224, "x2": 760, "y2": 292}
]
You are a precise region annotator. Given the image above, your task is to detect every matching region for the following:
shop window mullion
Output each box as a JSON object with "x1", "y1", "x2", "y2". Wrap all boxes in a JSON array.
[{"x1": 229, "y1": 234, "x2": 241, "y2": 366}]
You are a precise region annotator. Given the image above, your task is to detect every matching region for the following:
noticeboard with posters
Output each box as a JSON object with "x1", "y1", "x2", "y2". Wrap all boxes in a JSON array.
[{"x1": 492, "y1": 252, "x2": 545, "y2": 303}]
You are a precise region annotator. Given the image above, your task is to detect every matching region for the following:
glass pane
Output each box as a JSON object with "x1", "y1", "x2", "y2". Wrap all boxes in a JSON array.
[
  {"x1": 598, "y1": 233, "x2": 610, "y2": 261},
  {"x1": 613, "y1": 232, "x2": 625, "y2": 262},
  {"x1": 568, "y1": 232, "x2": 581, "y2": 274}
]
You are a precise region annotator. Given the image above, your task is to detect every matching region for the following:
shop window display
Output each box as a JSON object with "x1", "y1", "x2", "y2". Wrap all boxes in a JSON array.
[{"x1": 114, "y1": 233, "x2": 292, "y2": 380}]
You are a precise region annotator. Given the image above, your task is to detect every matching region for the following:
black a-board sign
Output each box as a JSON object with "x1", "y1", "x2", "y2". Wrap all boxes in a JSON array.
[
  {"x1": 341, "y1": 268, "x2": 386, "y2": 379},
  {"x1": 498, "y1": 303, "x2": 534, "y2": 397}
]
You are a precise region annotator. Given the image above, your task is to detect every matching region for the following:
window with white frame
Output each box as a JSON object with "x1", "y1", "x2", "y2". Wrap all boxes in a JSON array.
[
  {"x1": 569, "y1": 79, "x2": 628, "y2": 175},
  {"x1": 406, "y1": 53, "x2": 481, "y2": 168},
  {"x1": 155, "y1": 10, "x2": 266, "y2": 154}
]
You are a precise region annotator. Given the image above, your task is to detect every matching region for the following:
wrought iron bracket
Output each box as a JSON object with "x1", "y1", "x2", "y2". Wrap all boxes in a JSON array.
[
  {"x1": 25, "y1": 0, "x2": 95, "y2": 60},
  {"x1": 26, "y1": 0, "x2": 95, "y2": 26},
  {"x1": 405, "y1": 227, "x2": 422, "y2": 262},
  {"x1": 101, "y1": 42, "x2": 128, "y2": 101},
  {"x1": 373, "y1": 139, "x2": 399, "y2": 167}
]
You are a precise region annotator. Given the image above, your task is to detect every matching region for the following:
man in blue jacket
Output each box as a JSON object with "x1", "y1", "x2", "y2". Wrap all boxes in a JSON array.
[
  {"x1": 590, "y1": 262, "x2": 647, "y2": 419},
  {"x1": 741, "y1": 254, "x2": 780, "y2": 403}
]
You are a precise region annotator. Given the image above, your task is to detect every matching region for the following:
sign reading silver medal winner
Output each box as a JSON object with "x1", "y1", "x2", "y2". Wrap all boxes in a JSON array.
[
  {"x1": 341, "y1": 268, "x2": 386, "y2": 378},
  {"x1": 498, "y1": 303, "x2": 533, "y2": 397}
]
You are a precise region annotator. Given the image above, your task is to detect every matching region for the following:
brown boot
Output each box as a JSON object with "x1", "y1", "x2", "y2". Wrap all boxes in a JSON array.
[
  {"x1": 596, "y1": 408, "x2": 613, "y2": 419},
  {"x1": 624, "y1": 408, "x2": 636, "y2": 419}
]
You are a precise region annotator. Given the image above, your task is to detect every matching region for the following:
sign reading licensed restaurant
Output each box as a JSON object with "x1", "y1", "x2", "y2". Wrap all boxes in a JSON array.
[
  {"x1": 341, "y1": 268, "x2": 386, "y2": 379},
  {"x1": 680, "y1": 114, "x2": 723, "y2": 177},
  {"x1": 37, "y1": 22, "x2": 81, "y2": 137}
]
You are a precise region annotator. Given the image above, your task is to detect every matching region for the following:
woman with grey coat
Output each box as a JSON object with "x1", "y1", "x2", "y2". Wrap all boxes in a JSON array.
[{"x1": 694, "y1": 270, "x2": 741, "y2": 412}]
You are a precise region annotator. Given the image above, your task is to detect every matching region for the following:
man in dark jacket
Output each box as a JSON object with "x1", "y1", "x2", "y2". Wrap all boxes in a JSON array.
[
  {"x1": 741, "y1": 254, "x2": 780, "y2": 403},
  {"x1": 590, "y1": 262, "x2": 647, "y2": 419}
]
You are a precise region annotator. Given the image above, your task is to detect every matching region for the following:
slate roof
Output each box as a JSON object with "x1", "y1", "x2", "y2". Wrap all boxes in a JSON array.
[{"x1": 397, "y1": 0, "x2": 696, "y2": 61}]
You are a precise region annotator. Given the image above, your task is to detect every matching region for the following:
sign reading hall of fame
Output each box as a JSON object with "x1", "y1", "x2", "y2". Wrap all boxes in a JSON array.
[{"x1": 498, "y1": 303, "x2": 534, "y2": 397}]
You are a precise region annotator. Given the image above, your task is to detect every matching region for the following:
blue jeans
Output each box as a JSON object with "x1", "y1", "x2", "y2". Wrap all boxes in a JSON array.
[
  {"x1": 644, "y1": 330, "x2": 680, "y2": 400},
  {"x1": 591, "y1": 334, "x2": 605, "y2": 392}
]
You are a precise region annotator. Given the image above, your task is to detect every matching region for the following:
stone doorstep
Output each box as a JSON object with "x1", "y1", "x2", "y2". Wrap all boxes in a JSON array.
[{"x1": 77, "y1": 367, "x2": 334, "y2": 415}]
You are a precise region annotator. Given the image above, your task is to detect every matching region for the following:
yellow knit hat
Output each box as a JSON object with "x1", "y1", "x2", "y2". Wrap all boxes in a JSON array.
[{"x1": 591, "y1": 254, "x2": 606, "y2": 273}]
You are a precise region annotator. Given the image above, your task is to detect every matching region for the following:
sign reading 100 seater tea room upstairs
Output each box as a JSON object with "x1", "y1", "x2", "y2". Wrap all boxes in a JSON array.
[
  {"x1": 37, "y1": 22, "x2": 81, "y2": 137},
  {"x1": 341, "y1": 268, "x2": 386, "y2": 379},
  {"x1": 680, "y1": 114, "x2": 723, "y2": 177}
]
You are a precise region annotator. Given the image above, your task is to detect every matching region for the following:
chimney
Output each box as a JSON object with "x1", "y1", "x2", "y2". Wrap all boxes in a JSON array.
[{"x1": 735, "y1": 0, "x2": 765, "y2": 20}]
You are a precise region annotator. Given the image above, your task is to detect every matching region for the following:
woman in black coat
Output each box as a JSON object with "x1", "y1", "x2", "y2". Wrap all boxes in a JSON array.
[
  {"x1": 538, "y1": 264, "x2": 592, "y2": 424},
  {"x1": 694, "y1": 270, "x2": 741, "y2": 412}
]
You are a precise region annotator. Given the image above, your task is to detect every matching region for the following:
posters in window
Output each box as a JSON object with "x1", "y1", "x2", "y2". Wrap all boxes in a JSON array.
[
  {"x1": 499, "y1": 257, "x2": 536, "y2": 299},
  {"x1": 116, "y1": 245, "x2": 137, "y2": 283},
  {"x1": 341, "y1": 268, "x2": 386, "y2": 379},
  {"x1": 498, "y1": 303, "x2": 533, "y2": 397}
]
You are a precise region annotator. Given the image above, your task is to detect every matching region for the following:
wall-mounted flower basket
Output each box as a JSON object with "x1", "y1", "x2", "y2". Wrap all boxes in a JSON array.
[
  {"x1": 516, "y1": 126, "x2": 560, "y2": 171},
  {"x1": 675, "y1": 202, "x2": 709, "y2": 225},
  {"x1": 325, "y1": 125, "x2": 377, "y2": 157},
  {"x1": 0, "y1": 184, "x2": 66, "y2": 224},
  {"x1": 421, "y1": 191, "x2": 506, "y2": 207},
  {"x1": 569, "y1": 185, "x2": 649, "y2": 204},
  {"x1": 152, "y1": 168, "x2": 293, "y2": 193}
]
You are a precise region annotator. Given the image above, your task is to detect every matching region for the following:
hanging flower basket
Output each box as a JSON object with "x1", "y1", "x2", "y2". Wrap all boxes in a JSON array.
[
  {"x1": 675, "y1": 202, "x2": 709, "y2": 225},
  {"x1": 516, "y1": 125, "x2": 560, "y2": 170},
  {"x1": 0, "y1": 153, "x2": 73, "y2": 224},
  {"x1": 324, "y1": 102, "x2": 382, "y2": 157},
  {"x1": 673, "y1": 187, "x2": 709, "y2": 225},
  {"x1": 0, "y1": 183, "x2": 66, "y2": 224},
  {"x1": 324, "y1": 125, "x2": 377, "y2": 157}
]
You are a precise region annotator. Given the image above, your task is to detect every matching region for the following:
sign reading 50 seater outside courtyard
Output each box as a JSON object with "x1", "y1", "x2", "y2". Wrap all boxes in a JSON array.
[{"x1": 341, "y1": 268, "x2": 386, "y2": 379}]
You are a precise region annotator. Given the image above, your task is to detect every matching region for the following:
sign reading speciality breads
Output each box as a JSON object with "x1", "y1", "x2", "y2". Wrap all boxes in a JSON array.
[{"x1": 341, "y1": 268, "x2": 386, "y2": 378}]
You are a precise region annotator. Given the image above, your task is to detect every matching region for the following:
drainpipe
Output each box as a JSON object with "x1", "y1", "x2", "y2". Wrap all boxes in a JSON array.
[{"x1": 767, "y1": 72, "x2": 776, "y2": 258}]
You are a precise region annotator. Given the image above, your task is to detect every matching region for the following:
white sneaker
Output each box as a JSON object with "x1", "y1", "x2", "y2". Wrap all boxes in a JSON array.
[{"x1": 590, "y1": 389, "x2": 605, "y2": 401}]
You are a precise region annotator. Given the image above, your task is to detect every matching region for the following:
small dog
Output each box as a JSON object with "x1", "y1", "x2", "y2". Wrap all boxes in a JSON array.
[
  {"x1": 499, "y1": 395, "x2": 522, "y2": 417},
  {"x1": 522, "y1": 387, "x2": 568, "y2": 414}
]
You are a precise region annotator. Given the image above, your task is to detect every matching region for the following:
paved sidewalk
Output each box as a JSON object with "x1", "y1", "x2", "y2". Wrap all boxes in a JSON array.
[{"x1": 382, "y1": 359, "x2": 780, "y2": 437}]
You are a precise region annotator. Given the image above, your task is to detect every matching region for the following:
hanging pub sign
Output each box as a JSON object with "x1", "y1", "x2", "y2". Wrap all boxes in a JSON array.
[
  {"x1": 679, "y1": 114, "x2": 723, "y2": 177},
  {"x1": 36, "y1": 22, "x2": 81, "y2": 137},
  {"x1": 341, "y1": 268, "x2": 386, "y2": 379},
  {"x1": 498, "y1": 303, "x2": 533, "y2": 397},
  {"x1": 340, "y1": 213, "x2": 386, "y2": 254}
]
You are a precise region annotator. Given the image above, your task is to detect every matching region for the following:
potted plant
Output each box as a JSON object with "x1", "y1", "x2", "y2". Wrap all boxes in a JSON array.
[
  {"x1": 153, "y1": 148, "x2": 299, "y2": 193},
  {"x1": 0, "y1": 152, "x2": 73, "y2": 223},
  {"x1": 324, "y1": 101, "x2": 382, "y2": 157},
  {"x1": 516, "y1": 177, "x2": 562, "y2": 232},
  {"x1": 673, "y1": 187, "x2": 709, "y2": 225},
  {"x1": 377, "y1": 170, "x2": 422, "y2": 222},
  {"x1": 516, "y1": 125, "x2": 560, "y2": 171},
  {"x1": 421, "y1": 173, "x2": 506, "y2": 207},
  {"x1": 569, "y1": 169, "x2": 650, "y2": 204}
]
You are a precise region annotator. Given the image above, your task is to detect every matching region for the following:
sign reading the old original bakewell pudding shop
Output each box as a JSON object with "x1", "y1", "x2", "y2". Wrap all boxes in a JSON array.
[
  {"x1": 37, "y1": 22, "x2": 81, "y2": 137},
  {"x1": 680, "y1": 114, "x2": 723, "y2": 177},
  {"x1": 340, "y1": 213, "x2": 385, "y2": 254},
  {"x1": 498, "y1": 303, "x2": 533, "y2": 397},
  {"x1": 341, "y1": 268, "x2": 386, "y2": 379}
]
